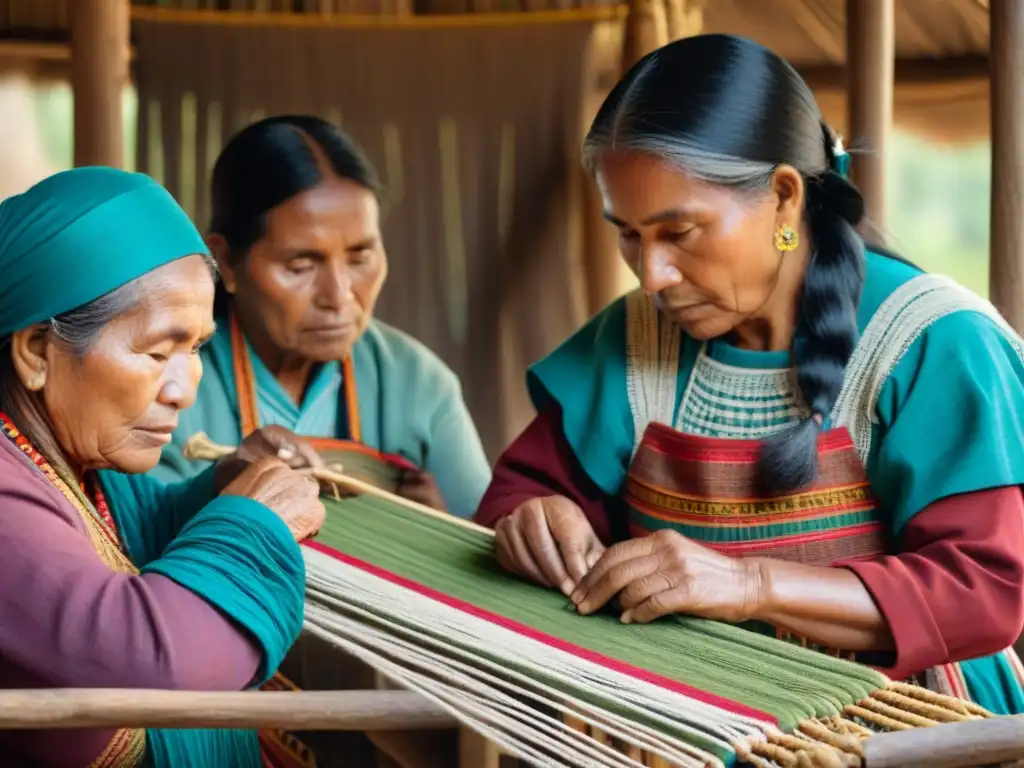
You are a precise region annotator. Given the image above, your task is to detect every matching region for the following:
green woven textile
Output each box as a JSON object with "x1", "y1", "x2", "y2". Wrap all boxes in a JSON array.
[{"x1": 315, "y1": 495, "x2": 888, "y2": 733}]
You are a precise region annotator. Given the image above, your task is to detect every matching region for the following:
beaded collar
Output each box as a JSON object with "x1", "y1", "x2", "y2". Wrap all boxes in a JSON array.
[{"x1": 0, "y1": 412, "x2": 134, "y2": 572}]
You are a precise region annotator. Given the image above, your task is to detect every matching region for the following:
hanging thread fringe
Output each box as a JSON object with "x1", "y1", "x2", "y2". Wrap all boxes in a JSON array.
[{"x1": 750, "y1": 683, "x2": 992, "y2": 768}]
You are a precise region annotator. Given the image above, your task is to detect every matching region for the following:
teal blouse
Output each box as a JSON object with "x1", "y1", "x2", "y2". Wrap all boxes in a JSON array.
[
  {"x1": 152, "y1": 316, "x2": 492, "y2": 519},
  {"x1": 98, "y1": 468, "x2": 306, "y2": 767}
]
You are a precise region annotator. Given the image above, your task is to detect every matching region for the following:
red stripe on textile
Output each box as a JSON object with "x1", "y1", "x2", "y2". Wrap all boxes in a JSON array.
[
  {"x1": 640, "y1": 421, "x2": 855, "y2": 464},
  {"x1": 304, "y1": 540, "x2": 777, "y2": 725}
]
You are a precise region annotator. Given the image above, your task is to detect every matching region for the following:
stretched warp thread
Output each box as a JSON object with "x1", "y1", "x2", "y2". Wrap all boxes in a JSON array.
[{"x1": 185, "y1": 434, "x2": 991, "y2": 768}]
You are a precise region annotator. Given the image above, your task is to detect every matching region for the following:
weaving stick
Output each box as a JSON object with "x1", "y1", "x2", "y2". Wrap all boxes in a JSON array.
[
  {"x1": 183, "y1": 432, "x2": 493, "y2": 537},
  {"x1": 0, "y1": 689, "x2": 455, "y2": 731},
  {"x1": 862, "y1": 713, "x2": 1024, "y2": 768}
]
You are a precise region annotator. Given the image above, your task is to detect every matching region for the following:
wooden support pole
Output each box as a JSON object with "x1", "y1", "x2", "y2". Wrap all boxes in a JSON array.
[
  {"x1": 0, "y1": 689, "x2": 456, "y2": 732},
  {"x1": 582, "y1": 0, "x2": 691, "y2": 318},
  {"x1": 71, "y1": 0, "x2": 130, "y2": 168},
  {"x1": 845, "y1": 0, "x2": 894, "y2": 229},
  {"x1": 862, "y1": 713, "x2": 1024, "y2": 768},
  {"x1": 989, "y1": 0, "x2": 1024, "y2": 332}
]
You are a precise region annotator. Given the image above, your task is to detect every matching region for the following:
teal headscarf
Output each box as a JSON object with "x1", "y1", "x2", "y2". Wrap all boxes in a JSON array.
[{"x1": 0, "y1": 167, "x2": 209, "y2": 337}]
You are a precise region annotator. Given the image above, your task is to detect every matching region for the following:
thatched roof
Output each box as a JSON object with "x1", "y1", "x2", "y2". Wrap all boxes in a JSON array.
[{"x1": 0, "y1": 0, "x2": 991, "y2": 142}]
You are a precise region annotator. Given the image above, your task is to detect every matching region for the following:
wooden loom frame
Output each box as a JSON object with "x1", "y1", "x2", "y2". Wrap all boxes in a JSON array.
[{"x1": 0, "y1": 433, "x2": 1019, "y2": 768}]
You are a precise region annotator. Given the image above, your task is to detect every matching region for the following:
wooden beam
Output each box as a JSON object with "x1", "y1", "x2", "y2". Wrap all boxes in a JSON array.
[
  {"x1": 70, "y1": 0, "x2": 129, "y2": 168},
  {"x1": 797, "y1": 54, "x2": 987, "y2": 91},
  {"x1": 863, "y1": 714, "x2": 1024, "y2": 768},
  {"x1": 0, "y1": 689, "x2": 457, "y2": 732},
  {"x1": 989, "y1": 0, "x2": 1024, "y2": 332},
  {"x1": 845, "y1": 0, "x2": 894, "y2": 229}
]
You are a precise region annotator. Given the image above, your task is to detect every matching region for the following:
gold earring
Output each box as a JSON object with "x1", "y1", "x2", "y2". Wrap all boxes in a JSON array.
[
  {"x1": 774, "y1": 224, "x2": 799, "y2": 252},
  {"x1": 27, "y1": 371, "x2": 45, "y2": 391}
]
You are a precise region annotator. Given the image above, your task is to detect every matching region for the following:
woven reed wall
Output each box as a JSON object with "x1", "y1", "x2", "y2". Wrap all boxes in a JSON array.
[{"x1": 133, "y1": 15, "x2": 612, "y2": 458}]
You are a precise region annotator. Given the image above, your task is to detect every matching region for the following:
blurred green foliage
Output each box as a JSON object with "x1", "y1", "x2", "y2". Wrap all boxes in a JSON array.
[{"x1": 885, "y1": 132, "x2": 990, "y2": 296}]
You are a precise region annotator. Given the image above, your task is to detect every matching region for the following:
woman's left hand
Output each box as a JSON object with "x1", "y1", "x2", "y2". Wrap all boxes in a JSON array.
[
  {"x1": 397, "y1": 469, "x2": 447, "y2": 512},
  {"x1": 215, "y1": 426, "x2": 325, "y2": 492},
  {"x1": 570, "y1": 529, "x2": 763, "y2": 625}
]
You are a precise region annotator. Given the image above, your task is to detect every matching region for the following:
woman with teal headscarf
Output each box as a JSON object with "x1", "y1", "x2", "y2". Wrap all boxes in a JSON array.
[{"x1": 0, "y1": 167, "x2": 325, "y2": 767}]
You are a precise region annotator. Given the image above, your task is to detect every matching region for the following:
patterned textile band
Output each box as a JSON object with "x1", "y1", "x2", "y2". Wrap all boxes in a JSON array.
[
  {"x1": 627, "y1": 422, "x2": 883, "y2": 661},
  {"x1": 626, "y1": 423, "x2": 885, "y2": 565}
]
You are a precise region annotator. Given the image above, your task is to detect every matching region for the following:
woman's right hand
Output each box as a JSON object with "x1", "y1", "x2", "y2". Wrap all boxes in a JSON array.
[
  {"x1": 495, "y1": 495, "x2": 605, "y2": 596},
  {"x1": 221, "y1": 457, "x2": 325, "y2": 542}
]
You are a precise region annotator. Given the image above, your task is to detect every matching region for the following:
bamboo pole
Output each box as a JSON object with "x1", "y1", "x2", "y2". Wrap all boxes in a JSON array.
[
  {"x1": 0, "y1": 689, "x2": 456, "y2": 732},
  {"x1": 184, "y1": 432, "x2": 494, "y2": 537}
]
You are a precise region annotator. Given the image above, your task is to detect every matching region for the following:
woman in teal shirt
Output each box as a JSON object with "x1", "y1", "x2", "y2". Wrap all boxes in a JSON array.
[
  {"x1": 477, "y1": 34, "x2": 1024, "y2": 717},
  {"x1": 153, "y1": 115, "x2": 491, "y2": 520},
  {"x1": 0, "y1": 166, "x2": 323, "y2": 767}
]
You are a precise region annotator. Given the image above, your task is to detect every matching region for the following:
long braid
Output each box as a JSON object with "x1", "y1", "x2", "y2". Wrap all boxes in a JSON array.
[{"x1": 758, "y1": 126, "x2": 867, "y2": 493}]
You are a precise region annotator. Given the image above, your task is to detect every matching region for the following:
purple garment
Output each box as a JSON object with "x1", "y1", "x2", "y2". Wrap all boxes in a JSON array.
[{"x1": 0, "y1": 436, "x2": 262, "y2": 766}]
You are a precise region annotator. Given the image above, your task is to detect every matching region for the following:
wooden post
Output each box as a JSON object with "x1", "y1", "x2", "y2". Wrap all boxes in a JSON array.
[
  {"x1": 845, "y1": 0, "x2": 894, "y2": 229},
  {"x1": 580, "y1": 0, "x2": 682, "y2": 319},
  {"x1": 70, "y1": 0, "x2": 130, "y2": 168},
  {"x1": 989, "y1": 0, "x2": 1024, "y2": 331}
]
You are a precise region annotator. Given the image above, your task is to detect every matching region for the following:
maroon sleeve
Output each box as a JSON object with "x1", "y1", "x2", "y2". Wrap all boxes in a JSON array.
[
  {"x1": 474, "y1": 406, "x2": 619, "y2": 545},
  {"x1": 845, "y1": 485, "x2": 1024, "y2": 679},
  {"x1": 0, "y1": 463, "x2": 261, "y2": 693}
]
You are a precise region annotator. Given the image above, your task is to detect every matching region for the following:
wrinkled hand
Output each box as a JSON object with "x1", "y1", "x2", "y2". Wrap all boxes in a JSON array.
[
  {"x1": 495, "y1": 495, "x2": 605, "y2": 596},
  {"x1": 221, "y1": 457, "x2": 325, "y2": 542},
  {"x1": 215, "y1": 425, "x2": 325, "y2": 492},
  {"x1": 396, "y1": 469, "x2": 447, "y2": 511},
  {"x1": 571, "y1": 529, "x2": 761, "y2": 624}
]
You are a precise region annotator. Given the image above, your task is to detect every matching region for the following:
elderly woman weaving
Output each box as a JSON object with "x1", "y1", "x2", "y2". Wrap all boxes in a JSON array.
[
  {"x1": 153, "y1": 115, "x2": 491, "y2": 519},
  {"x1": 476, "y1": 34, "x2": 1024, "y2": 715},
  {"x1": 0, "y1": 167, "x2": 325, "y2": 767}
]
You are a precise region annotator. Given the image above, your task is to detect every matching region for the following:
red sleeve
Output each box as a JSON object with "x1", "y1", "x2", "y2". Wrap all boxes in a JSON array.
[
  {"x1": 845, "y1": 485, "x2": 1024, "y2": 679},
  {"x1": 474, "y1": 406, "x2": 620, "y2": 545}
]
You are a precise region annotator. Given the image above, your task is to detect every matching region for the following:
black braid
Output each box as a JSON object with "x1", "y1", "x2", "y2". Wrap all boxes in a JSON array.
[
  {"x1": 582, "y1": 35, "x2": 874, "y2": 494},
  {"x1": 757, "y1": 125, "x2": 867, "y2": 494}
]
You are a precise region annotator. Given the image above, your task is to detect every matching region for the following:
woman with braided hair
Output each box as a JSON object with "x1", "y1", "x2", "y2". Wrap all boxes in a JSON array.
[{"x1": 476, "y1": 34, "x2": 1024, "y2": 714}]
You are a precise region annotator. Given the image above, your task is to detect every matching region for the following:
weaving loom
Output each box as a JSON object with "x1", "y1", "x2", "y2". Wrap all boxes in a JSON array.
[{"x1": 186, "y1": 434, "x2": 998, "y2": 768}]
